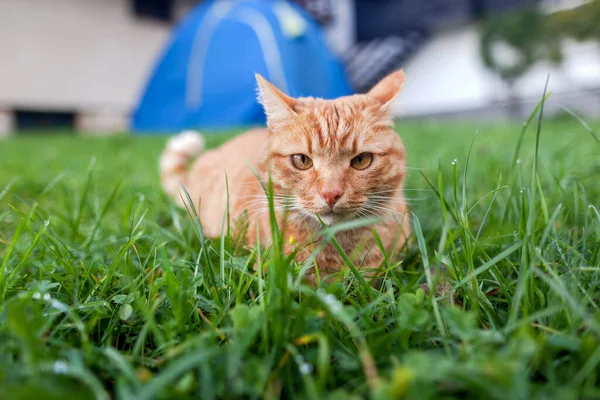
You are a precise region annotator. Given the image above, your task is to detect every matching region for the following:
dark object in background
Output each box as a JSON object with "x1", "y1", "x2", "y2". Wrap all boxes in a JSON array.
[
  {"x1": 354, "y1": 0, "x2": 538, "y2": 41},
  {"x1": 344, "y1": 32, "x2": 426, "y2": 94},
  {"x1": 470, "y1": 0, "x2": 486, "y2": 18},
  {"x1": 346, "y1": 0, "x2": 539, "y2": 92},
  {"x1": 293, "y1": 0, "x2": 333, "y2": 25},
  {"x1": 355, "y1": 0, "x2": 470, "y2": 42},
  {"x1": 477, "y1": 0, "x2": 539, "y2": 15},
  {"x1": 15, "y1": 110, "x2": 75, "y2": 132},
  {"x1": 347, "y1": 0, "x2": 472, "y2": 92},
  {"x1": 132, "y1": 0, "x2": 173, "y2": 22}
]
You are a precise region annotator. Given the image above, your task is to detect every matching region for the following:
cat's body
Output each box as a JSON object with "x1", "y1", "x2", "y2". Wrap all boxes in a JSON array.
[{"x1": 160, "y1": 71, "x2": 410, "y2": 282}]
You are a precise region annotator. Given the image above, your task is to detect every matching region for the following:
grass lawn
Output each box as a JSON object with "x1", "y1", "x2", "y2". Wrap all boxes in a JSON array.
[{"x1": 0, "y1": 111, "x2": 599, "y2": 399}]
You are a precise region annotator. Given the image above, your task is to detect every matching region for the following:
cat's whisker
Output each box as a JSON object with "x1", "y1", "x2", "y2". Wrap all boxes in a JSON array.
[
  {"x1": 243, "y1": 203, "x2": 271, "y2": 211},
  {"x1": 247, "y1": 206, "x2": 290, "y2": 220},
  {"x1": 369, "y1": 195, "x2": 429, "y2": 199},
  {"x1": 357, "y1": 208, "x2": 386, "y2": 221},
  {"x1": 362, "y1": 202, "x2": 405, "y2": 216},
  {"x1": 245, "y1": 207, "x2": 270, "y2": 216},
  {"x1": 362, "y1": 208, "x2": 401, "y2": 218},
  {"x1": 368, "y1": 193, "x2": 431, "y2": 201},
  {"x1": 237, "y1": 194, "x2": 297, "y2": 202},
  {"x1": 366, "y1": 200, "x2": 403, "y2": 208},
  {"x1": 245, "y1": 198, "x2": 304, "y2": 219},
  {"x1": 246, "y1": 199, "x2": 297, "y2": 207},
  {"x1": 367, "y1": 195, "x2": 401, "y2": 200},
  {"x1": 368, "y1": 192, "x2": 423, "y2": 196},
  {"x1": 368, "y1": 196, "x2": 429, "y2": 203},
  {"x1": 355, "y1": 208, "x2": 372, "y2": 220},
  {"x1": 369, "y1": 188, "x2": 434, "y2": 194},
  {"x1": 244, "y1": 196, "x2": 297, "y2": 206},
  {"x1": 366, "y1": 190, "x2": 401, "y2": 196},
  {"x1": 294, "y1": 210, "x2": 314, "y2": 225},
  {"x1": 365, "y1": 190, "x2": 434, "y2": 199}
]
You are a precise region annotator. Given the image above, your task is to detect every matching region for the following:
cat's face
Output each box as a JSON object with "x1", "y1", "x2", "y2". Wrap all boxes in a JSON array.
[{"x1": 257, "y1": 71, "x2": 407, "y2": 225}]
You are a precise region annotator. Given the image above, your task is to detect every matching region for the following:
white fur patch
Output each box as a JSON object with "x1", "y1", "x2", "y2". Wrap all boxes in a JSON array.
[
  {"x1": 159, "y1": 152, "x2": 186, "y2": 172},
  {"x1": 319, "y1": 215, "x2": 334, "y2": 225},
  {"x1": 255, "y1": 84, "x2": 265, "y2": 107},
  {"x1": 160, "y1": 130, "x2": 205, "y2": 203},
  {"x1": 167, "y1": 130, "x2": 205, "y2": 156}
]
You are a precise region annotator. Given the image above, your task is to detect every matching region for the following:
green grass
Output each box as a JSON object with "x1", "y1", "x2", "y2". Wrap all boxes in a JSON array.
[{"x1": 1, "y1": 108, "x2": 600, "y2": 399}]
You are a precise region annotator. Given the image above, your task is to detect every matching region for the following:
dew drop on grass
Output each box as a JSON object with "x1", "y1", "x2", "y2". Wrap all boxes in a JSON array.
[
  {"x1": 53, "y1": 360, "x2": 68, "y2": 374},
  {"x1": 323, "y1": 293, "x2": 342, "y2": 314},
  {"x1": 299, "y1": 362, "x2": 313, "y2": 375},
  {"x1": 293, "y1": 354, "x2": 313, "y2": 375},
  {"x1": 119, "y1": 304, "x2": 133, "y2": 321},
  {"x1": 50, "y1": 299, "x2": 68, "y2": 312},
  {"x1": 451, "y1": 159, "x2": 457, "y2": 165}
]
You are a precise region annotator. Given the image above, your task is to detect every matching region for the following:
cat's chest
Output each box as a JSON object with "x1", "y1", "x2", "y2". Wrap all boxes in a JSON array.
[{"x1": 287, "y1": 225, "x2": 379, "y2": 266}]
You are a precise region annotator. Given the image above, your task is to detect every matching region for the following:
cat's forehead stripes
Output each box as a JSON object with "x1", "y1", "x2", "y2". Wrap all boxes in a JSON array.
[{"x1": 294, "y1": 97, "x2": 383, "y2": 156}]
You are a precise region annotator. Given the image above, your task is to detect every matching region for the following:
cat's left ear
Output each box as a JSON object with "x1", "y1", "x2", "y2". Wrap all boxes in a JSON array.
[
  {"x1": 367, "y1": 69, "x2": 405, "y2": 108},
  {"x1": 255, "y1": 74, "x2": 297, "y2": 130}
]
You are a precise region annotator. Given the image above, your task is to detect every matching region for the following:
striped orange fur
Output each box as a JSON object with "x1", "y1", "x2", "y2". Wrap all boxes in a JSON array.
[{"x1": 159, "y1": 70, "x2": 410, "y2": 284}]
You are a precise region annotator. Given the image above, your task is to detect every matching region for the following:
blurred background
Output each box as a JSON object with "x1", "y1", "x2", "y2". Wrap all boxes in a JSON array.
[{"x1": 0, "y1": 0, "x2": 599, "y2": 135}]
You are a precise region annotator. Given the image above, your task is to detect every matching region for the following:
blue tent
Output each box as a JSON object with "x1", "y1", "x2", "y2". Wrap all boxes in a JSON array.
[{"x1": 132, "y1": 0, "x2": 353, "y2": 132}]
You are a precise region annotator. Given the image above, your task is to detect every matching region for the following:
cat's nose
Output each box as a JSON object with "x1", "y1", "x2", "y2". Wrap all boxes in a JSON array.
[{"x1": 320, "y1": 189, "x2": 344, "y2": 207}]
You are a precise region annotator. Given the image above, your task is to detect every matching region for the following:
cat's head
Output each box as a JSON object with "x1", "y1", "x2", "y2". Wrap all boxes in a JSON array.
[{"x1": 256, "y1": 71, "x2": 407, "y2": 225}]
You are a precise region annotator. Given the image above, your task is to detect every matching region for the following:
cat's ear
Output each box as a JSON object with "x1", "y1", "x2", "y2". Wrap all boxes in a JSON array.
[
  {"x1": 255, "y1": 74, "x2": 297, "y2": 129},
  {"x1": 367, "y1": 69, "x2": 405, "y2": 107}
]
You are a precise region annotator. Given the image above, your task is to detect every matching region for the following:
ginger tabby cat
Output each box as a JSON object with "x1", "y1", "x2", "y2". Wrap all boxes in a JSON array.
[{"x1": 159, "y1": 70, "x2": 410, "y2": 283}]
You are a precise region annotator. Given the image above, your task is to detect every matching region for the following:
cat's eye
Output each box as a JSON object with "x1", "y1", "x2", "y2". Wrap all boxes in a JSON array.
[
  {"x1": 350, "y1": 153, "x2": 374, "y2": 170},
  {"x1": 291, "y1": 154, "x2": 313, "y2": 170}
]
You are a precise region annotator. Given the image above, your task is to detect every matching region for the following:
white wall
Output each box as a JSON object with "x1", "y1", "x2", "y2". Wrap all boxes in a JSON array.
[
  {"x1": 0, "y1": 0, "x2": 191, "y2": 116},
  {"x1": 394, "y1": 23, "x2": 600, "y2": 118}
]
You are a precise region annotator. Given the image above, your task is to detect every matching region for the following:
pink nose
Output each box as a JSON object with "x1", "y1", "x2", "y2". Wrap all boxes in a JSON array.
[{"x1": 320, "y1": 189, "x2": 344, "y2": 207}]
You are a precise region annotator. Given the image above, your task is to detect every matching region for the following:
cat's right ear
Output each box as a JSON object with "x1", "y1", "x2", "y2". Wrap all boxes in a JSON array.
[{"x1": 255, "y1": 74, "x2": 297, "y2": 130}]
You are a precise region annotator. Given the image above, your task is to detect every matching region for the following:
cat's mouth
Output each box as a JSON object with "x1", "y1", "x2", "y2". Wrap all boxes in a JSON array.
[
  {"x1": 302, "y1": 202, "x2": 366, "y2": 226},
  {"x1": 313, "y1": 202, "x2": 388, "y2": 225}
]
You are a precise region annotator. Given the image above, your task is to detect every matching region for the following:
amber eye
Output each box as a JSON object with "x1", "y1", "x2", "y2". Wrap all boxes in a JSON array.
[
  {"x1": 291, "y1": 154, "x2": 313, "y2": 170},
  {"x1": 350, "y1": 153, "x2": 374, "y2": 170}
]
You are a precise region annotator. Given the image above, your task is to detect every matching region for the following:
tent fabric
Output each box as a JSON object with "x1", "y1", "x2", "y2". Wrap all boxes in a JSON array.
[{"x1": 132, "y1": 0, "x2": 352, "y2": 133}]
